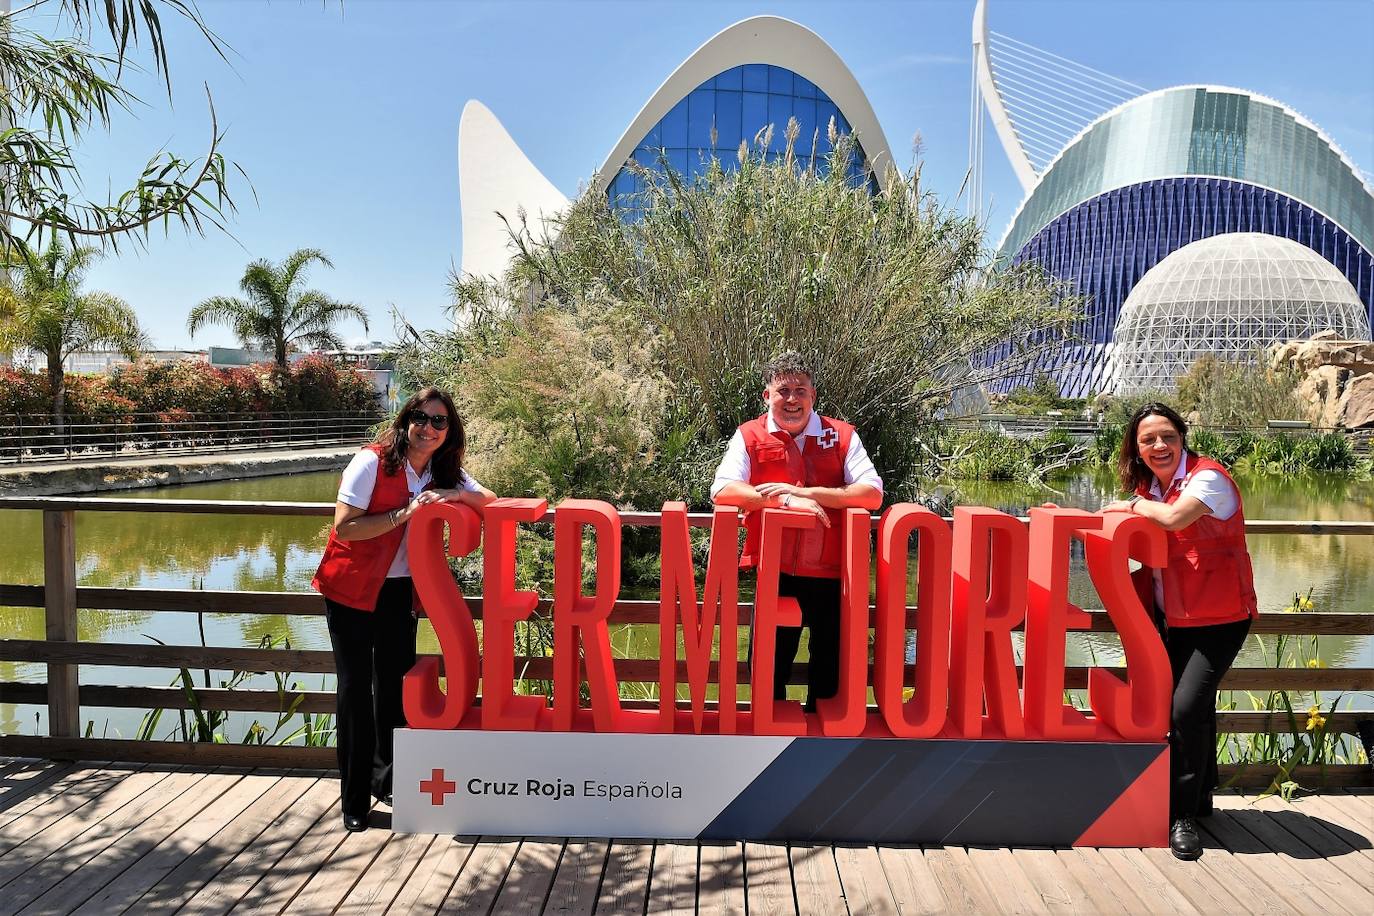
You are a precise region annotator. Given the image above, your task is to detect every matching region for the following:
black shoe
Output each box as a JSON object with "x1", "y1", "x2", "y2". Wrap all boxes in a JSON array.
[
  {"x1": 343, "y1": 814, "x2": 367, "y2": 833},
  {"x1": 1170, "y1": 817, "x2": 1201, "y2": 860},
  {"x1": 382, "y1": 793, "x2": 393, "y2": 807}
]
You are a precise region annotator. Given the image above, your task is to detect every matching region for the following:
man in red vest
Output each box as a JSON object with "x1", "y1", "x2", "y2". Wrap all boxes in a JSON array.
[{"x1": 712, "y1": 351, "x2": 883, "y2": 711}]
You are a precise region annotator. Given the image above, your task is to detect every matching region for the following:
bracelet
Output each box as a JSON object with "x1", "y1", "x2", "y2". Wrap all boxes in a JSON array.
[{"x1": 389, "y1": 509, "x2": 400, "y2": 528}]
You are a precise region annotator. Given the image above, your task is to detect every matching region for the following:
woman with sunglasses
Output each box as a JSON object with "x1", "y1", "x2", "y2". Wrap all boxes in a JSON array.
[{"x1": 312, "y1": 386, "x2": 495, "y2": 832}]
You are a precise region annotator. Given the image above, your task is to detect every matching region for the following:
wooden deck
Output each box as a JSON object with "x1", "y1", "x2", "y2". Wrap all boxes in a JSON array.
[{"x1": 0, "y1": 759, "x2": 1370, "y2": 915}]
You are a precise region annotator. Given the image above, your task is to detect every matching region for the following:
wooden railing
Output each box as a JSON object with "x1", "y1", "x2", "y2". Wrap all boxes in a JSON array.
[
  {"x1": 1, "y1": 496, "x2": 1371, "y2": 786},
  {"x1": 0, "y1": 410, "x2": 380, "y2": 464}
]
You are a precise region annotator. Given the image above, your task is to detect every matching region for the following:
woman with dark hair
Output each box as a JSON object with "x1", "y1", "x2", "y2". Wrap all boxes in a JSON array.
[
  {"x1": 1101, "y1": 402, "x2": 1257, "y2": 861},
  {"x1": 312, "y1": 386, "x2": 495, "y2": 831}
]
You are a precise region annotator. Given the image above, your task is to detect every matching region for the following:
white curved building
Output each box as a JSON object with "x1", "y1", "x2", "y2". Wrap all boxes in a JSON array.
[
  {"x1": 457, "y1": 101, "x2": 569, "y2": 281},
  {"x1": 1109, "y1": 234, "x2": 1372, "y2": 393},
  {"x1": 594, "y1": 16, "x2": 894, "y2": 216},
  {"x1": 990, "y1": 84, "x2": 1374, "y2": 396},
  {"x1": 456, "y1": 16, "x2": 894, "y2": 278}
]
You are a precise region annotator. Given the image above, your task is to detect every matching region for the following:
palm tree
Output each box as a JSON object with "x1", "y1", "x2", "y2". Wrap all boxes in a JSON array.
[
  {"x1": 187, "y1": 248, "x2": 369, "y2": 369},
  {"x1": 0, "y1": 240, "x2": 146, "y2": 429}
]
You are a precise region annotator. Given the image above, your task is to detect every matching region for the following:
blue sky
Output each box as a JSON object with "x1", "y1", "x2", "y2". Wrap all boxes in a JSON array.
[{"x1": 47, "y1": 0, "x2": 1374, "y2": 348}]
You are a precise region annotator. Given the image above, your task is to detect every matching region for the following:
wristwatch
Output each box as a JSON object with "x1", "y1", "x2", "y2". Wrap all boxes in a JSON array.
[{"x1": 781, "y1": 493, "x2": 793, "y2": 508}]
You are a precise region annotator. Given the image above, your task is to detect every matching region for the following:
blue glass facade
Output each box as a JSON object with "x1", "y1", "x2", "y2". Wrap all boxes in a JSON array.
[
  {"x1": 1001, "y1": 177, "x2": 1374, "y2": 397},
  {"x1": 606, "y1": 64, "x2": 874, "y2": 218},
  {"x1": 999, "y1": 88, "x2": 1374, "y2": 260}
]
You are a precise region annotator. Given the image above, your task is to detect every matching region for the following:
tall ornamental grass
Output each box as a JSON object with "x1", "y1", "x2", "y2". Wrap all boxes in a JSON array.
[{"x1": 444, "y1": 127, "x2": 1080, "y2": 502}]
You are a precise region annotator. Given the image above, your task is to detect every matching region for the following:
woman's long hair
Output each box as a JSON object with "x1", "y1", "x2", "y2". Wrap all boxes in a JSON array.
[
  {"x1": 1117, "y1": 402, "x2": 1190, "y2": 493},
  {"x1": 376, "y1": 387, "x2": 464, "y2": 488}
]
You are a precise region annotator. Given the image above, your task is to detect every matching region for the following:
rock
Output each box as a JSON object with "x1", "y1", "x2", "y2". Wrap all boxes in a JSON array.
[
  {"x1": 1269, "y1": 335, "x2": 1374, "y2": 428},
  {"x1": 1345, "y1": 373, "x2": 1374, "y2": 429}
]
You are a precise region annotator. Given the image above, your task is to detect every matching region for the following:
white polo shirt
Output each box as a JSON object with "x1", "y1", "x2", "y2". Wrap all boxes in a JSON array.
[
  {"x1": 1146, "y1": 453, "x2": 1238, "y2": 519},
  {"x1": 710, "y1": 411, "x2": 883, "y2": 497},
  {"x1": 337, "y1": 449, "x2": 483, "y2": 578}
]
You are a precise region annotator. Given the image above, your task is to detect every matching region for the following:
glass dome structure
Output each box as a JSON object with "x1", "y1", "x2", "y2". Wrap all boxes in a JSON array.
[
  {"x1": 995, "y1": 86, "x2": 1374, "y2": 397},
  {"x1": 1109, "y1": 233, "x2": 1371, "y2": 393}
]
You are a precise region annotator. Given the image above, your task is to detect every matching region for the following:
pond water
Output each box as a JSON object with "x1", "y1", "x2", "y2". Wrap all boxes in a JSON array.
[{"x1": 2, "y1": 469, "x2": 1370, "y2": 738}]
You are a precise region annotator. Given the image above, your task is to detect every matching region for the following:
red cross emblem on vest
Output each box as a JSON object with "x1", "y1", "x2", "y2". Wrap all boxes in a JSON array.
[{"x1": 816, "y1": 427, "x2": 839, "y2": 450}]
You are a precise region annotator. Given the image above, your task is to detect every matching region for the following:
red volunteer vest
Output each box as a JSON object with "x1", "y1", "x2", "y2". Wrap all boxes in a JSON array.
[
  {"x1": 1135, "y1": 455, "x2": 1257, "y2": 627},
  {"x1": 312, "y1": 444, "x2": 413, "y2": 611},
  {"x1": 738, "y1": 414, "x2": 853, "y2": 579}
]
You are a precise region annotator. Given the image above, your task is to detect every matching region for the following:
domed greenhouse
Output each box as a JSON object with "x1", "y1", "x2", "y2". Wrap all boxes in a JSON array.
[{"x1": 1108, "y1": 233, "x2": 1371, "y2": 393}]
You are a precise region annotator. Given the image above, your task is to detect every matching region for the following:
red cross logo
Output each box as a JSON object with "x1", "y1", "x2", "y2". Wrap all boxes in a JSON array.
[
  {"x1": 419, "y1": 768, "x2": 457, "y2": 806},
  {"x1": 817, "y1": 427, "x2": 839, "y2": 450}
]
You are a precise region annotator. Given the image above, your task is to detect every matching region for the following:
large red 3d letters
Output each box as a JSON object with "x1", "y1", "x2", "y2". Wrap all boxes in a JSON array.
[{"x1": 403, "y1": 500, "x2": 1171, "y2": 741}]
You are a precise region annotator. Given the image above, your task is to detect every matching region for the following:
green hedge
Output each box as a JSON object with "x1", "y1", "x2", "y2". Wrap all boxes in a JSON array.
[{"x1": 0, "y1": 355, "x2": 379, "y2": 419}]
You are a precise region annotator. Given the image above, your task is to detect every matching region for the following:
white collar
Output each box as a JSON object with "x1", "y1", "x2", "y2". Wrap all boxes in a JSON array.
[
  {"x1": 1149, "y1": 452, "x2": 1188, "y2": 499},
  {"x1": 403, "y1": 459, "x2": 432, "y2": 489},
  {"x1": 765, "y1": 410, "x2": 822, "y2": 439}
]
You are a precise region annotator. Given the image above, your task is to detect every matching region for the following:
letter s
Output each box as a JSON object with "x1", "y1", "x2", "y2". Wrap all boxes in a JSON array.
[
  {"x1": 404, "y1": 501, "x2": 483, "y2": 728},
  {"x1": 1083, "y1": 513, "x2": 1171, "y2": 740}
]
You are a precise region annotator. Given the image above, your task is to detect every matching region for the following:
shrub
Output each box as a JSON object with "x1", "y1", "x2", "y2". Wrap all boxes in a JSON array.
[
  {"x1": 0, "y1": 359, "x2": 379, "y2": 421},
  {"x1": 438, "y1": 132, "x2": 1080, "y2": 504},
  {"x1": 109, "y1": 359, "x2": 239, "y2": 414},
  {"x1": 282, "y1": 354, "x2": 378, "y2": 413},
  {"x1": 923, "y1": 426, "x2": 1086, "y2": 483},
  {"x1": 1175, "y1": 353, "x2": 1304, "y2": 427},
  {"x1": 993, "y1": 372, "x2": 1087, "y2": 416},
  {"x1": 1292, "y1": 432, "x2": 1356, "y2": 472},
  {"x1": 0, "y1": 368, "x2": 53, "y2": 415}
]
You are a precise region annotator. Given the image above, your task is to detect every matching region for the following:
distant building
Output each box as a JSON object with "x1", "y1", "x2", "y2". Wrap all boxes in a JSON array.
[
  {"x1": 970, "y1": 0, "x2": 1374, "y2": 397},
  {"x1": 59, "y1": 349, "x2": 205, "y2": 374},
  {"x1": 993, "y1": 86, "x2": 1374, "y2": 396},
  {"x1": 1110, "y1": 234, "x2": 1370, "y2": 393},
  {"x1": 207, "y1": 346, "x2": 282, "y2": 367},
  {"x1": 456, "y1": 16, "x2": 894, "y2": 280},
  {"x1": 318, "y1": 342, "x2": 395, "y2": 372},
  {"x1": 317, "y1": 344, "x2": 398, "y2": 408}
]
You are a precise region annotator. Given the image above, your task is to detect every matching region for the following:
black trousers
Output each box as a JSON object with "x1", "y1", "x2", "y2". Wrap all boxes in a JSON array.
[
  {"x1": 760, "y1": 572, "x2": 842, "y2": 711},
  {"x1": 325, "y1": 577, "x2": 417, "y2": 817},
  {"x1": 1164, "y1": 616, "x2": 1251, "y2": 819}
]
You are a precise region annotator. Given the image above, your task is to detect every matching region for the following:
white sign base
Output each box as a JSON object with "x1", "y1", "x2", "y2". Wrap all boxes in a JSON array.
[
  {"x1": 393, "y1": 728, "x2": 791, "y2": 838},
  {"x1": 391, "y1": 727, "x2": 1168, "y2": 846}
]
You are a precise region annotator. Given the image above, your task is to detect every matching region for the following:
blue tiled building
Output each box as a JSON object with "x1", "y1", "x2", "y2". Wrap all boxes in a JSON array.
[
  {"x1": 996, "y1": 87, "x2": 1374, "y2": 396},
  {"x1": 604, "y1": 64, "x2": 876, "y2": 220}
]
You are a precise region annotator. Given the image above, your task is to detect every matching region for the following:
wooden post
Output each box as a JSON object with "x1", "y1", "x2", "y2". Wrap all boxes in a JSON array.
[{"x1": 43, "y1": 509, "x2": 79, "y2": 738}]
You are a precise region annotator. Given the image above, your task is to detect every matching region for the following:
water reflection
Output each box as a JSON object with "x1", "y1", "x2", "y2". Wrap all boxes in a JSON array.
[{"x1": 1, "y1": 473, "x2": 342, "y2": 735}]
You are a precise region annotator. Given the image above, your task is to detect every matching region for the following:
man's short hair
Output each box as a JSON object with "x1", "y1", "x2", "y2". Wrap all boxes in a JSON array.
[{"x1": 762, "y1": 350, "x2": 814, "y2": 387}]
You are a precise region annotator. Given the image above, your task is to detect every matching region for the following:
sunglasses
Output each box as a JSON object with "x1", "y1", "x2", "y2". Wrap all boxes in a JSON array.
[{"x1": 408, "y1": 409, "x2": 450, "y2": 431}]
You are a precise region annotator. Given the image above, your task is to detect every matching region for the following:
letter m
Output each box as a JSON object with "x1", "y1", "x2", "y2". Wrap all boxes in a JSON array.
[{"x1": 659, "y1": 502, "x2": 740, "y2": 734}]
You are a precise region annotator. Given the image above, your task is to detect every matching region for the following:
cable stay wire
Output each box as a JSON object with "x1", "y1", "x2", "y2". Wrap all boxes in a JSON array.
[
  {"x1": 991, "y1": 104, "x2": 1075, "y2": 151},
  {"x1": 992, "y1": 90, "x2": 1101, "y2": 157},
  {"x1": 987, "y1": 48, "x2": 1142, "y2": 133},
  {"x1": 988, "y1": 49, "x2": 1141, "y2": 109},
  {"x1": 989, "y1": 30, "x2": 1147, "y2": 94},
  {"x1": 988, "y1": 45, "x2": 1143, "y2": 110},
  {"x1": 992, "y1": 73, "x2": 1116, "y2": 130},
  {"x1": 988, "y1": 49, "x2": 1140, "y2": 113},
  {"x1": 1008, "y1": 128, "x2": 1069, "y2": 160}
]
